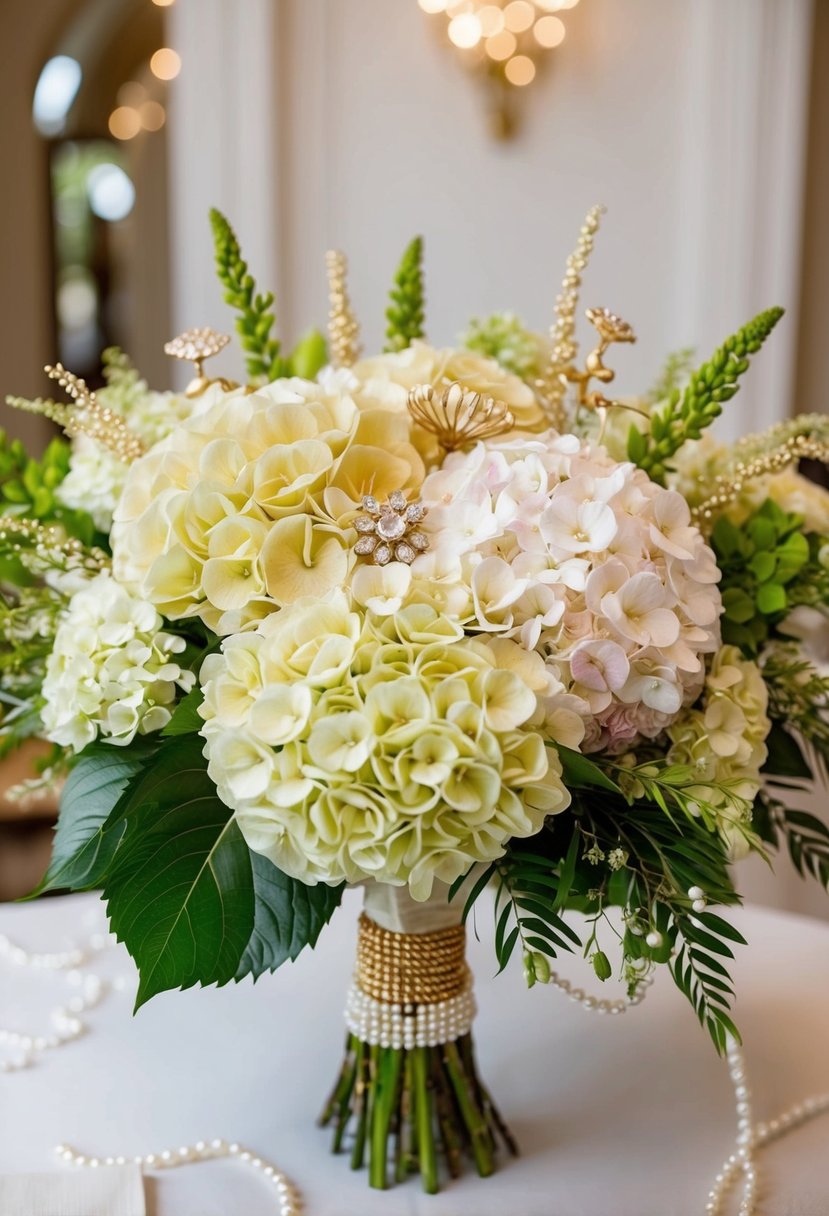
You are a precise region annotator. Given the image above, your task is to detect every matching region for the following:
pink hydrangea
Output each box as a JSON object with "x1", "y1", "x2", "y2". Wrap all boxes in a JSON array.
[{"x1": 415, "y1": 434, "x2": 722, "y2": 752}]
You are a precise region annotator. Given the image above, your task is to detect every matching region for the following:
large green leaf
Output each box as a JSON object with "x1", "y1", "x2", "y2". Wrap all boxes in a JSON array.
[
  {"x1": 235, "y1": 851, "x2": 344, "y2": 981},
  {"x1": 31, "y1": 740, "x2": 157, "y2": 896},
  {"x1": 556, "y1": 746, "x2": 620, "y2": 794},
  {"x1": 103, "y1": 735, "x2": 253, "y2": 1008}
]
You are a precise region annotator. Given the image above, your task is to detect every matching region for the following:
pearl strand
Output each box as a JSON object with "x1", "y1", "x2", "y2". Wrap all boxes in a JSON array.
[
  {"x1": 0, "y1": 928, "x2": 113, "y2": 1073},
  {"x1": 543, "y1": 966, "x2": 653, "y2": 1014},
  {"x1": 55, "y1": 1138, "x2": 301, "y2": 1215},
  {"x1": 344, "y1": 976, "x2": 476, "y2": 1048},
  {"x1": 705, "y1": 1037, "x2": 829, "y2": 1216}
]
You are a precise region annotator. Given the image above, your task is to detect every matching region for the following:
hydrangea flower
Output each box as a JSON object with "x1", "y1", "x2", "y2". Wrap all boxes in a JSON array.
[
  {"x1": 199, "y1": 591, "x2": 570, "y2": 900},
  {"x1": 111, "y1": 379, "x2": 425, "y2": 635},
  {"x1": 412, "y1": 433, "x2": 723, "y2": 751},
  {"x1": 667, "y1": 645, "x2": 770, "y2": 857},
  {"x1": 41, "y1": 572, "x2": 195, "y2": 752}
]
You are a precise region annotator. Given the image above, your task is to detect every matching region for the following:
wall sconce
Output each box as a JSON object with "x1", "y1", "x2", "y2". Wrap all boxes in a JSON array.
[{"x1": 418, "y1": 0, "x2": 580, "y2": 138}]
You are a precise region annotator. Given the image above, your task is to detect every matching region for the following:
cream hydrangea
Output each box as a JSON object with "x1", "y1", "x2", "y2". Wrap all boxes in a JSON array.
[
  {"x1": 411, "y1": 433, "x2": 723, "y2": 752},
  {"x1": 199, "y1": 591, "x2": 570, "y2": 900},
  {"x1": 41, "y1": 572, "x2": 195, "y2": 752},
  {"x1": 111, "y1": 378, "x2": 425, "y2": 635},
  {"x1": 667, "y1": 645, "x2": 770, "y2": 857}
]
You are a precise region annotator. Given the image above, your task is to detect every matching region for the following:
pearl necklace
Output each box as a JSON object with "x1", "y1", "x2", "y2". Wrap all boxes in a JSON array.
[
  {"x1": 548, "y1": 971, "x2": 829, "y2": 1214},
  {"x1": 0, "y1": 928, "x2": 113, "y2": 1073},
  {"x1": 705, "y1": 1036, "x2": 829, "y2": 1216},
  {"x1": 55, "y1": 1138, "x2": 301, "y2": 1215}
]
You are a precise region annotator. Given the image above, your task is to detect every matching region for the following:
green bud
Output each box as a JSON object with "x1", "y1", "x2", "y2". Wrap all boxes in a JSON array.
[
  {"x1": 592, "y1": 950, "x2": 612, "y2": 982},
  {"x1": 532, "y1": 951, "x2": 550, "y2": 984},
  {"x1": 523, "y1": 952, "x2": 537, "y2": 988}
]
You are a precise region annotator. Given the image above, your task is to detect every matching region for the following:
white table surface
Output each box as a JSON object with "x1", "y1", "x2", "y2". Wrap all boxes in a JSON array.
[{"x1": 1, "y1": 888, "x2": 828, "y2": 1216}]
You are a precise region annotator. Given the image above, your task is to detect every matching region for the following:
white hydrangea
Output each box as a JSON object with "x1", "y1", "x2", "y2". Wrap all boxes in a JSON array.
[
  {"x1": 56, "y1": 389, "x2": 194, "y2": 533},
  {"x1": 41, "y1": 572, "x2": 195, "y2": 752}
]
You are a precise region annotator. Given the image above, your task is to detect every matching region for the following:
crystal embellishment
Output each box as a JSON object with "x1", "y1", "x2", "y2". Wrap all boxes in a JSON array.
[{"x1": 351, "y1": 491, "x2": 430, "y2": 566}]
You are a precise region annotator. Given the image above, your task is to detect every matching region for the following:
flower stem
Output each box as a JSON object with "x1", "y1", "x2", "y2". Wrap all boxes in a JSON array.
[{"x1": 412, "y1": 1046, "x2": 438, "y2": 1194}]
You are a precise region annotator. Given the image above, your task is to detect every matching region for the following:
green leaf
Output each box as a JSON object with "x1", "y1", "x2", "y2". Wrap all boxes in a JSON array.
[
  {"x1": 556, "y1": 746, "x2": 621, "y2": 793},
  {"x1": 209, "y1": 208, "x2": 285, "y2": 382},
  {"x1": 235, "y1": 852, "x2": 343, "y2": 980},
  {"x1": 31, "y1": 740, "x2": 157, "y2": 895},
  {"x1": 756, "y1": 582, "x2": 787, "y2": 615},
  {"x1": 722, "y1": 587, "x2": 756, "y2": 624},
  {"x1": 763, "y1": 723, "x2": 813, "y2": 780},
  {"x1": 288, "y1": 328, "x2": 328, "y2": 380},
  {"x1": 161, "y1": 686, "x2": 205, "y2": 737},
  {"x1": 748, "y1": 551, "x2": 776, "y2": 583},
  {"x1": 106, "y1": 806, "x2": 251, "y2": 1008}
]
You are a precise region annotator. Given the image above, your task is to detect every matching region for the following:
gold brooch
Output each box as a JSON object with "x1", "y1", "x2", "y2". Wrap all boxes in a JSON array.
[
  {"x1": 565, "y1": 307, "x2": 637, "y2": 413},
  {"x1": 164, "y1": 328, "x2": 238, "y2": 398},
  {"x1": 352, "y1": 491, "x2": 430, "y2": 565},
  {"x1": 407, "y1": 382, "x2": 514, "y2": 452}
]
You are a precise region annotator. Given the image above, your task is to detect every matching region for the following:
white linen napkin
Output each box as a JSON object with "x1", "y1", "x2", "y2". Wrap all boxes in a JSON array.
[{"x1": 0, "y1": 1165, "x2": 145, "y2": 1215}]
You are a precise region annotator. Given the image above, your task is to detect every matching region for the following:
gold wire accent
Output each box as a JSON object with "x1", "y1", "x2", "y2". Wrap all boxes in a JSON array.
[
  {"x1": 164, "y1": 327, "x2": 237, "y2": 398},
  {"x1": 535, "y1": 203, "x2": 605, "y2": 429},
  {"x1": 407, "y1": 381, "x2": 514, "y2": 452},
  {"x1": 37, "y1": 364, "x2": 146, "y2": 462},
  {"x1": 565, "y1": 306, "x2": 638, "y2": 413},
  {"x1": 356, "y1": 914, "x2": 468, "y2": 1006},
  {"x1": 692, "y1": 433, "x2": 829, "y2": 526},
  {"x1": 326, "y1": 249, "x2": 362, "y2": 368}
]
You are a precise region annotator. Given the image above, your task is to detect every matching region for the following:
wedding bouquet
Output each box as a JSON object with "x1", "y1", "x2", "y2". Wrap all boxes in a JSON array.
[{"x1": 3, "y1": 206, "x2": 829, "y2": 1194}]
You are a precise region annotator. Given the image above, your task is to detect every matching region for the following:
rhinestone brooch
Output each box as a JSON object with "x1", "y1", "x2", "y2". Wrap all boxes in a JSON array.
[{"x1": 352, "y1": 490, "x2": 429, "y2": 566}]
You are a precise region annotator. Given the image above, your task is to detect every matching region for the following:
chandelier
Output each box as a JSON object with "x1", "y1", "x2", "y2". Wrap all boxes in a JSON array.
[{"x1": 418, "y1": 0, "x2": 580, "y2": 137}]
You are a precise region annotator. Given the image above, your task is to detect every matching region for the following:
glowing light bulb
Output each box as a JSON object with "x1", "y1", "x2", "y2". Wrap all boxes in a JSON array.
[
  {"x1": 150, "y1": 48, "x2": 181, "y2": 81},
  {"x1": 534, "y1": 14, "x2": 566, "y2": 46},
  {"x1": 503, "y1": 1, "x2": 536, "y2": 33},
  {"x1": 477, "y1": 5, "x2": 505, "y2": 36},
  {"x1": 108, "y1": 106, "x2": 141, "y2": 140},
  {"x1": 448, "y1": 12, "x2": 483, "y2": 48},
  {"x1": 504, "y1": 54, "x2": 536, "y2": 86},
  {"x1": 485, "y1": 30, "x2": 517, "y2": 61}
]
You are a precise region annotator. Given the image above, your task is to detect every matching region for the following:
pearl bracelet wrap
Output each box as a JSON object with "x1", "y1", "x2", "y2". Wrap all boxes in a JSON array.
[{"x1": 345, "y1": 912, "x2": 476, "y2": 1047}]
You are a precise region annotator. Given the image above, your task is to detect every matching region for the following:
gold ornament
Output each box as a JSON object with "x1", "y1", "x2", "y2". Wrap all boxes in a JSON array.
[
  {"x1": 566, "y1": 306, "x2": 637, "y2": 412},
  {"x1": 407, "y1": 382, "x2": 514, "y2": 453},
  {"x1": 326, "y1": 250, "x2": 362, "y2": 368},
  {"x1": 164, "y1": 327, "x2": 237, "y2": 398},
  {"x1": 40, "y1": 364, "x2": 145, "y2": 462},
  {"x1": 352, "y1": 490, "x2": 430, "y2": 566},
  {"x1": 535, "y1": 203, "x2": 605, "y2": 428}
]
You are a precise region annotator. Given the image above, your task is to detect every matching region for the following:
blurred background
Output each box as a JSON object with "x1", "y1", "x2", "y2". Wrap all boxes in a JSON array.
[{"x1": 0, "y1": 0, "x2": 826, "y2": 912}]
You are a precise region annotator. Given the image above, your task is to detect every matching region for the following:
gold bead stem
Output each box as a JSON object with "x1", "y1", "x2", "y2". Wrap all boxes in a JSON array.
[
  {"x1": 326, "y1": 250, "x2": 362, "y2": 369},
  {"x1": 43, "y1": 364, "x2": 145, "y2": 462},
  {"x1": 356, "y1": 914, "x2": 468, "y2": 1006},
  {"x1": 692, "y1": 434, "x2": 829, "y2": 526},
  {"x1": 536, "y1": 203, "x2": 606, "y2": 430}
]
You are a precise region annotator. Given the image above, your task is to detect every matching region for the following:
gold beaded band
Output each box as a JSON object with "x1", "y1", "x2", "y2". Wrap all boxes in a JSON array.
[{"x1": 356, "y1": 913, "x2": 468, "y2": 1006}]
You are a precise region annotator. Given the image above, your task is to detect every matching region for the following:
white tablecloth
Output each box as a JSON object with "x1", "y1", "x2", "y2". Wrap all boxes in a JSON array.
[{"x1": 1, "y1": 889, "x2": 828, "y2": 1215}]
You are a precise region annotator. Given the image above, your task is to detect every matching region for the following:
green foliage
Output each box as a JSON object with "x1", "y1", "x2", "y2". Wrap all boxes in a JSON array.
[
  {"x1": 754, "y1": 791, "x2": 829, "y2": 889},
  {"x1": 712, "y1": 499, "x2": 811, "y2": 655},
  {"x1": 761, "y1": 644, "x2": 829, "y2": 777},
  {"x1": 629, "y1": 307, "x2": 784, "y2": 482},
  {"x1": 235, "y1": 850, "x2": 343, "y2": 981},
  {"x1": 32, "y1": 740, "x2": 158, "y2": 895},
  {"x1": 647, "y1": 346, "x2": 695, "y2": 403},
  {"x1": 160, "y1": 685, "x2": 205, "y2": 736},
  {"x1": 384, "y1": 236, "x2": 426, "y2": 353},
  {"x1": 289, "y1": 328, "x2": 328, "y2": 380},
  {"x1": 671, "y1": 912, "x2": 744, "y2": 1053},
  {"x1": 210, "y1": 208, "x2": 289, "y2": 382},
  {"x1": 492, "y1": 840, "x2": 583, "y2": 976},
  {"x1": 39, "y1": 734, "x2": 343, "y2": 1005},
  {"x1": 461, "y1": 312, "x2": 542, "y2": 379}
]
